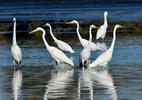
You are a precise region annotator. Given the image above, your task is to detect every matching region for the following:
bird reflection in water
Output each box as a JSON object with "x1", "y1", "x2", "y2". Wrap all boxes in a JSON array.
[
  {"x1": 78, "y1": 67, "x2": 117, "y2": 100},
  {"x1": 12, "y1": 67, "x2": 22, "y2": 100},
  {"x1": 44, "y1": 67, "x2": 74, "y2": 100}
]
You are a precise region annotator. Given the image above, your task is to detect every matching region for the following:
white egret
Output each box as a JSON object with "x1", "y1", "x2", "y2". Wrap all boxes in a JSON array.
[
  {"x1": 80, "y1": 25, "x2": 98, "y2": 67},
  {"x1": 29, "y1": 27, "x2": 74, "y2": 67},
  {"x1": 44, "y1": 23, "x2": 75, "y2": 53},
  {"x1": 89, "y1": 25, "x2": 125, "y2": 68},
  {"x1": 11, "y1": 18, "x2": 22, "y2": 65},
  {"x1": 96, "y1": 11, "x2": 108, "y2": 39},
  {"x1": 66, "y1": 20, "x2": 101, "y2": 51}
]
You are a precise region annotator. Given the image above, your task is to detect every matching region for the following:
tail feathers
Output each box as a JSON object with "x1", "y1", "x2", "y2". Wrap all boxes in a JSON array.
[
  {"x1": 70, "y1": 57, "x2": 74, "y2": 66},
  {"x1": 69, "y1": 61, "x2": 74, "y2": 67},
  {"x1": 89, "y1": 62, "x2": 97, "y2": 68},
  {"x1": 70, "y1": 50, "x2": 75, "y2": 53},
  {"x1": 65, "y1": 58, "x2": 74, "y2": 67}
]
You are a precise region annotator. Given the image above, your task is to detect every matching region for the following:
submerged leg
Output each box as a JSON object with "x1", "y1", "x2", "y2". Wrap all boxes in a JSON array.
[
  {"x1": 84, "y1": 61, "x2": 87, "y2": 68},
  {"x1": 55, "y1": 60, "x2": 60, "y2": 66},
  {"x1": 55, "y1": 60, "x2": 60, "y2": 70},
  {"x1": 84, "y1": 60, "x2": 90, "y2": 68},
  {"x1": 55, "y1": 61, "x2": 58, "y2": 66},
  {"x1": 79, "y1": 58, "x2": 84, "y2": 68}
]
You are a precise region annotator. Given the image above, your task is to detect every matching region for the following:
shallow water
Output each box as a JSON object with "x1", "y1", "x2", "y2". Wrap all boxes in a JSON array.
[
  {"x1": 0, "y1": 34, "x2": 142, "y2": 100},
  {"x1": 0, "y1": 1, "x2": 142, "y2": 100}
]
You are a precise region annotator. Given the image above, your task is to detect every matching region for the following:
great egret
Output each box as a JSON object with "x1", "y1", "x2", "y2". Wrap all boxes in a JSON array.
[
  {"x1": 96, "y1": 11, "x2": 108, "y2": 39},
  {"x1": 89, "y1": 25, "x2": 125, "y2": 68},
  {"x1": 44, "y1": 23, "x2": 75, "y2": 53},
  {"x1": 80, "y1": 25, "x2": 98, "y2": 67},
  {"x1": 66, "y1": 20, "x2": 101, "y2": 51},
  {"x1": 29, "y1": 27, "x2": 74, "y2": 67},
  {"x1": 11, "y1": 18, "x2": 22, "y2": 65}
]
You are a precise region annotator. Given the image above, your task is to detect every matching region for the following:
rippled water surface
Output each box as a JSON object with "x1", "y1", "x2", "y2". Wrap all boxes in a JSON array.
[
  {"x1": 0, "y1": 1, "x2": 142, "y2": 100},
  {"x1": 0, "y1": 35, "x2": 142, "y2": 100}
]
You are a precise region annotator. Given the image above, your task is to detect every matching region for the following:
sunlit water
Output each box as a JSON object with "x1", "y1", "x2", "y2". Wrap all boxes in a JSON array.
[
  {"x1": 0, "y1": 35, "x2": 142, "y2": 100},
  {"x1": 0, "y1": 1, "x2": 142, "y2": 100}
]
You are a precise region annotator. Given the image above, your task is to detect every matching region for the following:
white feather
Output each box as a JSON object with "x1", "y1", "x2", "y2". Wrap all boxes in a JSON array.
[
  {"x1": 96, "y1": 11, "x2": 108, "y2": 39},
  {"x1": 90, "y1": 24, "x2": 122, "y2": 68},
  {"x1": 11, "y1": 18, "x2": 22, "y2": 65},
  {"x1": 45, "y1": 23, "x2": 74, "y2": 53}
]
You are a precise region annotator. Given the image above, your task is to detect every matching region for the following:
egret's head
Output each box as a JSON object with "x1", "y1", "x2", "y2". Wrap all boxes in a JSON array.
[
  {"x1": 66, "y1": 20, "x2": 78, "y2": 24},
  {"x1": 29, "y1": 27, "x2": 42, "y2": 34},
  {"x1": 90, "y1": 25, "x2": 98, "y2": 29},
  {"x1": 13, "y1": 18, "x2": 16, "y2": 22},
  {"x1": 43, "y1": 23, "x2": 50, "y2": 27},
  {"x1": 104, "y1": 11, "x2": 108, "y2": 16}
]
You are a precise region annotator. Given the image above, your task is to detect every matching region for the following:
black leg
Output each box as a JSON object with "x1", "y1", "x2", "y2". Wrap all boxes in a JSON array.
[
  {"x1": 84, "y1": 61, "x2": 88, "y2": 68},
  {"x1": 79, "y1": 57, "x2": 83, "y2": 68}
]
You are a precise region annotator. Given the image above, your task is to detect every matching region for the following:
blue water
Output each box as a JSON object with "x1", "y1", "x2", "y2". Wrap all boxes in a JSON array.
[{"x1": 0, "y1": 33, "x2": 142, "y2": 100}]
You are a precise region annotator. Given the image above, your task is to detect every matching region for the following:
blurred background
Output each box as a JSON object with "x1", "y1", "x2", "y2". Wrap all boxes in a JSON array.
[{"x1": 0, "y1": 0, "x2": 142, "y2": 38}]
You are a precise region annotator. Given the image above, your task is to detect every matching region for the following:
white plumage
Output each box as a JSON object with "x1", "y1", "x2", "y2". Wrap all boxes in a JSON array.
[
  {"x1": 90, "y1": 25, "x2": 124, "y2": 68},
  {"x1": 11, "y1": 18, "x2": 22, "y2": 65},
  {"x1": 96, "y1": 11, "x2": 108, "y2": 39},
  {"x1": 66, "y1": 20, "x2": 101, "y2": 51},
  {"x1": 80, "y1": 25, "x2": 97, "y2": 66},
  {"x1": 44, "y1": 23, "x2": 75, "y2": 53},
  {"x1": 29, "y1": 27, "x2": 74, "y2": 67}
]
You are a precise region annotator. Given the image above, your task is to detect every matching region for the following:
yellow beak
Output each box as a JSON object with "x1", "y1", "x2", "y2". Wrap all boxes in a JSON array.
[
  {"x1": 66, "y1": 21, "x2": 73, "y2": 24},
  {"x1": 120, "y1": 26, "x2": 125, "y2": 28},
  {"x1": 94, "y1": 26, "x2": 98, "y2": 29},
  {"x1": 42, "y1": 24, "x2": 47, "y2": 27},
  {"x1": 29, "y1": 29, "x2": 37, "y2": 34}
]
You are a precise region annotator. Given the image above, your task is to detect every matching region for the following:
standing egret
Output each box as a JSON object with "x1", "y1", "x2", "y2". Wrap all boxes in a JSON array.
[
  {"x1": 89, "y1": 25, "x2": 125, "y2": 68},
  {"x1": 66, "y1": 20, "x2": 101, "y2": 51},
  {"x1": 11, "y1": 18, "x2": 22, "y2": 65},
  {"x1": 80, "y1": 25, "x2": 98, "y2": 68},
  {"x1": 29, "y1": 27, "x2": 74, "y2": 67},
  {"x1": 43, "y1": 23, "x2": 75, "y2": 53},
  {"x1": 96, "y1": 11, "x2": 108, "y2": 39}
]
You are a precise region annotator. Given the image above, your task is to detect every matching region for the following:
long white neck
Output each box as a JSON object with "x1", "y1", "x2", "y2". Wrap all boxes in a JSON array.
[
  {"x1": 88, "y1": 26, "x2": 92, "y2": 48},
  {"x1": 75, "y1": 21, "x2": 83, "y2": 41},
  {"x1": 40, "y1": 28, "x2": 50, "y2": 51},
  {"x1": 13, "y1": 20, "x2": 17, "y2": 45},
  {"x1": 47, "y1": 24, "x2": 57, "y2": 41},
  {"x1": 110, "y1": 26, "x2": 117, "y2": 51},
  {"x1": 104, "y1": 15, "x2": 108, "y2": 27}
]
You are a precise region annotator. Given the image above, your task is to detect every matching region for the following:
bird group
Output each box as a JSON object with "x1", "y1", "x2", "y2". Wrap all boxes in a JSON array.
[{"x1": 11, "y1": 11, "x2": 125, "y2": 69}]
